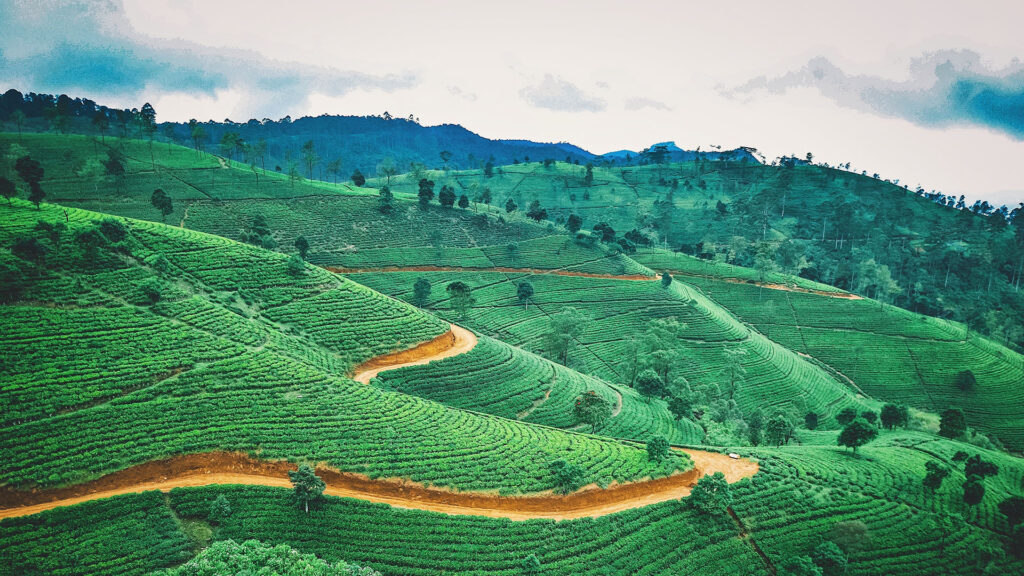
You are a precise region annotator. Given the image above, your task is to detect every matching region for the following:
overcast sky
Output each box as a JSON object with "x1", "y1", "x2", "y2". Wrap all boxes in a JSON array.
[{"x1": 2, "y1": 0, "x2": 1023, "y2": 204}]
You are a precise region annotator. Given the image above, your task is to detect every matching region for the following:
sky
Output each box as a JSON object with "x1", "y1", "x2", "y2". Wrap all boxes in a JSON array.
[{"x1": 2, "y1": 0, "x2": 1023, "y2": 205}]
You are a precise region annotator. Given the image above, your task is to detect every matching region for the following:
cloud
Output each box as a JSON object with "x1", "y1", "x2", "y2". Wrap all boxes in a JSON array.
[
  {"x1": 0, "y1": 1, "x2": 418, "y2": 118},
  {"x1": 624, "y1": 97, "x2": 671, "y2": 111},
  {"x1": 520, "y1": 74, "x2": 606, "y2": 112},
  {"x1": 727, "y1": 50, "x2": 1024, "y2": 140},
  {"x1": 448, "y1": 86, "x2": 477, "y2": 102}
]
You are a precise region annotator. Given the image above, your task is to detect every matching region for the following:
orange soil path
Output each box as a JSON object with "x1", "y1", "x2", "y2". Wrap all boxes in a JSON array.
[
  {"x1": 351, "y1": 324, "x2": 477, "y2": 384},
  {"x1": 0, "y1": 450, "x2": 756, "y2": 521}
]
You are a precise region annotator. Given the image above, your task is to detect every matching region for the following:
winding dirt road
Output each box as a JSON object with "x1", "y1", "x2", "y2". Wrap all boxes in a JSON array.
[
  {"x1": 0, "y1": 450, "x2": 756, "y2": 521},
  {"x1": 0, "y1": 321, "x2": 758, "y2": 521},
  {"x1": 351, "y1": 324, "x2": 477, "y2": 384}
]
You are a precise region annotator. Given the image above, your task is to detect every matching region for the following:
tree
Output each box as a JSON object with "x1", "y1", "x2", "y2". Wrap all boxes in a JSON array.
[
  {"x1": 781, "y1": 556, "x2": 823, "y2": 576},
  {"x1": 11, "y1": 109, "x2": 26, "y2": 141},
  {"x1": 484, "y1": 160, "x2": 494, "y2": 177},
  {"x1": 766, "y1": 413, "x2": 794, "y2": 446},
  {"x1": 351, "y1": 169, "x2": 366, "y2": 187},
  {"x1": 811, "y1": 541, "x2": 847, "y2": 576},
  {"x1": 12, "y1": 238, "x2": 48, "y2": 264},
  {"x1": 0, "y1": 177, "x2": 16, "y2": 205},
  {"x1": 593, "y1": 222, "x2": 616, "y2": 243},
  {"x1": 804, "y1": 412, "x2": 819, "y2": 430},
  {"x1": 829, "y1": 520, "x2": 872, "y2": 552},
  {"x1": 300, "y1": 140, "x2": 319, "y2": 179},
  {"x1": 0, "y1": 262, "x2": 25, "y2": 302},
  {"x1": 75, "y1": 227, "x2": 107, "y2": 261},
  {"x1": 584, "y1": 162, "x2": 594, "y2": 186},
  {"x1": 836, "y1": 407, "x2": 857, "y2": 426},
  {"x1": 286, "y1": 255, "x2": 306, "y2": 276},
  {"x1": 526, "y1": 200, "x2": 547, "y2": 222},
  {"x1": 288, "y1": 464, "x2": 325, "y2": 514},
  {"x1": 955, "y1": 369, "x2": 976, "y2": 391},
  {"x1": 690, "y1": 471, "x2": 732, "y2": 514},
  {"x1": 91, "y1": 112, "x2": 109, "y2": 142},
  {"x1": 567, "y1": 213, "x2": 582, "y2": 234},
  {"x1": 880, "y1": 403, "x2": 908, "y2": 429},
  {"x1": 439, "y1": 150, "x2": 453, "y2": 170},
  {"x1": 294, "y1": 236, "x2": 309, "y2": 259},
  {"x1": 14, "y1": 156, "x2": 44, "y2": 209},
  {"x1": 516, "y1": 281, "x2": 534, "y2": 310},
  {"x1": 999, "y1": 495, "x2": 1024, "y2": 526},
  {"x1": 376, "y1": 184, "x2": 391, "y2": 214},
  {"x1": 661, "y1": 272, "x2": 672, "y2": 287},
  {"x1": 150, "y1": 189, "x2": 174, "y2": 222},
  {"x1": 208, "y1": 494, "x2": 232, "y2": 523},
  {"x1": 446, "y1": 281, "x2": 475, "y2": 319},
  {"x1": 542, "y1": 307, "x2": 589, "y2": 364},
  {"x1": 413, "y1": 278, "x2": 431, "y2": 307},
  {"x1": 505, "y1": 198, "x2": 517, "y2": 213},
  {"x1": 667, "y1": 395, "x2": 693, "y2": 421},
  {"x1": 458, "y1": 194, "x2": 469, "y2": 209},
  {"x1": 647, "y1": 435, "x2": 670, "y2": 461},
  {"x1": 939, "y1": 408, "x2": 967, "y2": 439},
  {"x1": 964, "y1": 455, "x2": 999, "y2": 479},
  {"x1": 573, "y1": 391, "x2": 612, "y2": 433},
  {"x1": 838, "y1": 418, "x2": 879, "y2": 453},
  {"x1": 418, "y1": 178, "x2": 435, "y2": 209},
  {"x1": 520, "y1": 554, "x2": 541, "y2": 575},
  {"x1": 748, "y1": 408, "x2": 765, "y2": 446},
  {"x1": 860, "y1": 410, "x2": 878, "y2": 425},
  {"x1": 963, "y1": 475, "x2": 986, "y2": 506},
  {"x1": 139, "y1": 278, "x2": 163, "y2": 304},
  {"x1": 1011, "y1": 524, "x2": 1024, "y2": 559},
  {"x1": 549, "y1": 459, "x2": 587, "y2": 494},
  {"x1": 635, "y1": 369, "x2": 667, "y2": 398},
  {"x1": 923, "y1": 460, "x2": 950, "y2": 493},
  {"x1": 438, "y1": 185, "x2": 456, "y2": 208}
]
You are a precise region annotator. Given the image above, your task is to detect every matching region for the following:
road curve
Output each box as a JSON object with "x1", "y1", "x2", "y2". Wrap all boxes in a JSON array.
[
  {"x1": 0, "y1": 450, "x2": 756, "y2": 521},
  {"x1": 351, "y1": 324, "x2": 477, "y2": 384}
]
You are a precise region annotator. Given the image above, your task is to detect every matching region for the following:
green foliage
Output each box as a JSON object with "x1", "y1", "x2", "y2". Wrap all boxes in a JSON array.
[
  {"x1": 836, "y1": 407, "x2": 857, "y2": 425},
  {"x1": 150, "y1": 188, "x2": 173, "y2": 222},
  {"x1": 690, "y1": 471, "x2": 732, "y2": 514},
  {"x1": 646, "y1": 435, "x2": 669, "y2": 461},
  {"x1": 516, "y1": 281, "x2": 534, "y2": 308},
  {"x1": 940, "y1": 408, "x2": 968, "y2": 439},
  {"x1": 413, "y1": 277, "x2": 431, "y2": 307},
  {"x1": 781, "y1": 555, "x2": 823, "y2": 576},
  {"x1": 286, "y1": 254, "x2": 305, "y2": 276},
  {"x1": 829, "y1": 520, "x2": 871, "y2": 552},
  {"x1": 573, "y1": 390, "x2": 612, "y2": 433},
  {"x1": 838, "y1": 418, "x2": 879, "y2": 453},
  {"x1": 660, "y1": 272, "x2": 672, "y2": 287},
  {"x1": 635, "y1": 368, "x2": 667, "y2": 398},
  {"x1": 880, "y1": 403, "x2": 908, "y2": 429},
  {"x1": 963, "y1": 475, "x2": 986, "y2": 506},
  {"x1": 955, "y1": 369, "x2": 977, "y2": 391},
  {"x1": 294, "y1": 235, "x2": 309, "y2": 259},
  {"x1": 549, "y1": 459, "x2": 587, "y2": 495},
  {"x1": 520, "y1": 553, "x2": 541, "y2": 575},
  {"x1": 288, "y1": 463, "x2": 326, "y2": 514},
  {"x1": 810, "y1": 541, "x2": 847, "y2": 576},
  {"x1": 351, "y1": 169, "x2": 365, "y2": 187},
  {"x1": 766, "y1": 413, "x2": 794, "y2": 446},
  {"x1": 445, "y1": 280, "x2": 474, "y2": 319},
  {"x1": 923, "y1": 460, "x2": 950, "y2": 492},
  {"x1": 804, "y1": 412, "x2": 818, "y2": 430},
  {"x1": 999, "y1": 496, "x2": 1024, "y2": 526},
  {"x1": 208, "y1": 494, "x2": 232, "y2": 523},
  {"x1": 153, "y1": 539, "x2": 381, "y2": 576}
]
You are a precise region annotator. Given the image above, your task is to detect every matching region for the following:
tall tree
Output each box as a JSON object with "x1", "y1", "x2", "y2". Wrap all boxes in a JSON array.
[
  {"x1": 438, "y1": 185, "x2": 456, "y2": 208},
  {"x1": 690, "y1": 471, "x2": 733, "y2": 514},
  {"x1": 294, "y1": 236, "x2": 309, "y2": 259},
  {"x1": 573, "y1": 391, "x2": 612, "y2": 433},
  {"x1": 413, "y1": 277, "x2": 432, "y2": 307},
  {"x1": 838, "y1": 418, "x2": 879, "y2": 454},
  {"x1": 939, "y1": 408, "x2": 967, "y2": 439},
  {"x1": 14, "y1": 156, "x2": 44, "y2": 209},
  {"x1": 150, "y1": 188, "x2": 174, "y2": 222},
  {"x1": 516, "y1": 281, "x2": 534, "y2": 310},
  {"x1": 288, "y1": 463, "x2": 325, "y2": 514},
  {"x1": 418, "y1": 178, "x2": 435, "y2": 209},
  {"x1": 446, "y1": 281, "x2": 475, "y2": 319},
  {"x1": 0, "y1": 177, "x2": 15, "y2": 205},
  {"x1": 542, "y1": 307, "x2": 589, "y2": 364}
]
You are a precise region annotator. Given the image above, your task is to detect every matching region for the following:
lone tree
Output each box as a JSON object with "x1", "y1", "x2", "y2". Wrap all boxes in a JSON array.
[
  {"x1": 378, "y1": 186, "x2": 394, "y2": 214},
  {"x1": 838, "y1": 418, "x2": 878, "y2": 454},
  {"x1": 14, "y1": 156, "x2": 44, "y2": 209},
  {"x1": 549, "y1": 459, "x2": 586, "y2": 494},
  {"x1": 954, "y1": 369, "x2": 976, "y2": 391},
  {"x1": 811, "y1": 541, "x2": 847, "y2": 576},
  {"x1": 635, "y1": 368, "x2": 667, "y2": 398},
  {"x1": 661, "y1": 272, "x2": 672, "y2": 287},
  {"x1": 446, "y1": 281, "x2": 475, "y2": 319},
  {"x1": 418, "y1": 178, "x2": 435, "y2": 209},
  {"x1": 208, "y1": 494, "x2": 232, "y2": 523},
  {"x1": 438, "y1": 185, "x2": 456, "y2": 208},
  {"x1": 923, "y1": 460, "x2": 950, "y2": 493},
  {"x1": 542, "y1": 307, "x2": 589, "y2": 364},
  {"x1": 0, "y1": 177, "x2": 16, "y2": 205},
  {"x1": 999, "y1": 495, "x2": 1024, "y2": 526},
  {"x1": 766, "y1": 413, "x2": 794, "y2": 446},
  {"x1": 350, "y1": 169, "x2": 366, "y2": 187},
  {"x1": 939, "y1": 408, "x2": 967, "y2": 439},
  {"x1": 458, "y1": 194, "x2": 469, "y2": 209},
  {"x1": 880, "y1": 403, "x2": 909, "y2": 429},
  {"x1": 294, "y1": 236, "x2": 309, "y2": 259},
  {"x1": 150, "y1": 189, "x2": 174, "y2": 222},
  {"x1": 516, "y1": 281, "x2": 534, "y2": 310},
  {"x1": 505, "y1": 198, "x2": 517, "y2": 213},
  {"x1": 690, "y1": 471, "x2": 732, "y2": 514},
  {"x1": 288, "y1": 463, "x2": 325, "y2": 514},
  {"x1": 520, "y1": 554, "x2": 541, "y2": 575},
  {"x1": 413, "y1": 277, "x2": 432, "y2": 307},
  {"x1": 963, "y1": 475, "x2": 985, "y2": 507},
  {"x1": 573, "y1": 390, "x2": 612, "y2": 433},
  {"x1": 804, "y1": 412, "x2": 819, "y2": 430},
  {"x1": 646, "y1": 435, "x2": 669, "y2": 461},
  {"x1": 526, "y1": 200, "x2": 548, "y2": 222},
  {"x1": 566, "y1": 213, "x2": 583, "y2": 234}
]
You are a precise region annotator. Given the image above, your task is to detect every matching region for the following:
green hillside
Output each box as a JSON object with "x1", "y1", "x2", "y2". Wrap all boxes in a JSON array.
[{"x1": 0, "y1": 200, "x2": 687, "y2": 491}]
